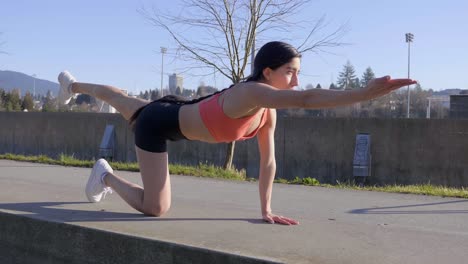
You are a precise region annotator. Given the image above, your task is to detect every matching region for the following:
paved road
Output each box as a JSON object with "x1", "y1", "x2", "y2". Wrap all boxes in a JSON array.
[{"x1": 1, "y1": 159, "x2": 467, "y2": 263}]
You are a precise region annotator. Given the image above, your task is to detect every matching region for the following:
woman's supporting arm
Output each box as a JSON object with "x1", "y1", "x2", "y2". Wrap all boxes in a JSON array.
[{"x1": 256, "y1": 109, "x2": 299, "y2": 225}]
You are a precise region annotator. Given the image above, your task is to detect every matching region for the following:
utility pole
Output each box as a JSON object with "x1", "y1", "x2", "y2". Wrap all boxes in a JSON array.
[
  {"x1": 405, "y1": 33, "x2": 414, "y2": 118},
  {"x1": 160, "y1": 47, "x2": 167, "y2": 98},
  {"x1": 251, "y1": 0, "x2": 257, "y2": 76},
  {"x1": 32, "y1": 74, "x2": 37, "y2": 98}
]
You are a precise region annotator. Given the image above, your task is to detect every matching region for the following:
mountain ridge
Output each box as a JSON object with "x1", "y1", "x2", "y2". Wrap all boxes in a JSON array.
[{"x1": 0, "y1": 70, "x2": 59, "y2": 97}]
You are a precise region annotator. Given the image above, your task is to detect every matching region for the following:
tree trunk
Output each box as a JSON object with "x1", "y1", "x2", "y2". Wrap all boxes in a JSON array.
[{"x1": 223, "y1": 141, "x2": 236, "y2": 170}]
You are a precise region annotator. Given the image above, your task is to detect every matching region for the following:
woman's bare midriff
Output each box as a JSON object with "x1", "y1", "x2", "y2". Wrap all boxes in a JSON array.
[
  {"x1": 178, "y1": 99, "x2": 265, "y2": 143},
  {"x1": 178, "y1": 103, "x2": 217, "y2": 142}
]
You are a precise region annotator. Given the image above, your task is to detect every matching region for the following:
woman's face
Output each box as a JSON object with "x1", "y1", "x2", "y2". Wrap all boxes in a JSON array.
[{"x1": 262, "y1": 57, "x2": 301, "y2": 90}]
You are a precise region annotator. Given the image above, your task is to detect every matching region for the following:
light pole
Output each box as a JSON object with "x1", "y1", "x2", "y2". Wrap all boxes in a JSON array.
[
  {"x1": 32, "y1": 74, "x2": 37, "y2": 98},
  {"x1": 160, "y1": 47, "x2": 167, "y2": 98},
  {"x1": 426, "y1": 97, "x2": 432, "y2": 119},
  {"x1": 405, "y1": 33, "x2": 414, "y2": 118},
  {"x1": 250, "y1": 37, "x2": 255, "y2": 76},
  {"x1": 251, "y1": 0, "x2": 256, "y2": 76}
]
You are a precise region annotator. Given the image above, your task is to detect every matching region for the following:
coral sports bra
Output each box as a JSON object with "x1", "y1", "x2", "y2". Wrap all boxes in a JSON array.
[{"x1": 199, "y1": 92, "x2": 268, "y2": 143}]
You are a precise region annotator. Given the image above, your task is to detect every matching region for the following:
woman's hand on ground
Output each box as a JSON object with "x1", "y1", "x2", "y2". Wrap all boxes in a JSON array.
[
  {"x1": 263, "y1": 212, "x2": 299, "y2": 225},
  {"x1": 363, "y1": 76, "x2": 417, "y2": 100}
]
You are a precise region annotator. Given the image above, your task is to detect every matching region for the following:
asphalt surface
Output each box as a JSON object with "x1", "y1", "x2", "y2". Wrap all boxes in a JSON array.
[{"x1": 1, "y1": 159, "x2": 467, "y2": 263}]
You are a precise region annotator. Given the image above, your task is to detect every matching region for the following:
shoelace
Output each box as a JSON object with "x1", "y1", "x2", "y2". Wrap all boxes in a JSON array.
[{"x1": 102, "y1": 187, "x2": 113, "y2": 199}]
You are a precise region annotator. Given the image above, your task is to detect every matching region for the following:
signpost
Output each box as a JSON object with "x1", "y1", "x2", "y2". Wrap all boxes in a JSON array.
[
  {"x1": 99, "y1": 125, "x2": 115, "y2": 161},
  {"x1": 353, "y1": 133, "x2": 371, "y2": 186}
]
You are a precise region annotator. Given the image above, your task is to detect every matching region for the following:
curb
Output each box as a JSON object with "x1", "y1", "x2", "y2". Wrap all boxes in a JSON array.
[{"x1": 0, "y1": 212, "x2": 281, "y2": 264}]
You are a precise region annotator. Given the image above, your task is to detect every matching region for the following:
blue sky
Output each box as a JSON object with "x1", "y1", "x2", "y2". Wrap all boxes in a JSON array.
[{"x1": 1, "y1": 0, "x2": 467, "y2": 94}]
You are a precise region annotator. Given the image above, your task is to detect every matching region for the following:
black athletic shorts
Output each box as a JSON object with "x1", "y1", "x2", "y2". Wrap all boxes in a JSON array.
[{"x1": 133, "y1": 98, "x2": 187, "y2": 153}]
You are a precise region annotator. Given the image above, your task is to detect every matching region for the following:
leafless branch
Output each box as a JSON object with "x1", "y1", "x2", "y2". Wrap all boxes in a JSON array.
[
  {"x1": 297, "y1": 17, "x2": 351, "y2": 54},
  {"x1": 140, "y1": 0, "x2": 347, "y2": 84}
]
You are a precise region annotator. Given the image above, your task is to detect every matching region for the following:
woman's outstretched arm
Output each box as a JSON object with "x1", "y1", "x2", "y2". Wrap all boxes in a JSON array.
[
  {"x1": 244, "y1": 76, "x2": 417, "y2": 110},
  {"x1": 256, "y1": 109, "x2": 299, "y2": 225}
]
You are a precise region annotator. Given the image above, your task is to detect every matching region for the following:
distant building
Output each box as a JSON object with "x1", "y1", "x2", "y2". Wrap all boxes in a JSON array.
[
  {"x1": 169, "y1": 73, "x2": 183, "y2": 95},
  {"x1": 450, "y1": 94, "x2": 468, "y2": 119},
  {"x1": 428, "y1": 95, "x2": 450, "y2": 108},
  {"x1": 196, "y1": 85, "x2": 217, "y2": 97}
]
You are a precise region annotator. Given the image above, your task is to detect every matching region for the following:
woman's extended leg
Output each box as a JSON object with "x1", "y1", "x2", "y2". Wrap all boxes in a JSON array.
[
  {"x1": 58, "y1": 71, "x2": 149, "y2": 120},
  {"x1": 70, "y1": 82, "x2": 148, "y2": 120},
  {"x1": 101, "y1": 146, "x2": 171, "y2": 216}
]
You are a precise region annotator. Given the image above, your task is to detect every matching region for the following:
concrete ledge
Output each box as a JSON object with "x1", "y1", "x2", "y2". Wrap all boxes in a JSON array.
[
  {"x1": 0, "y1": 212, "x2": 278, "y2": 264},
  {"x1": 2, "y1": 160, "x2": 468, "y2": 264},
  {"x1": 3, "y1": 112, "x2": 468, "y2": 187}
]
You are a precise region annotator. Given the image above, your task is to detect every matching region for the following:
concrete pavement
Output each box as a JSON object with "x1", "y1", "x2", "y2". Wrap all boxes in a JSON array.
[{"x1": 1, "y1": 159, "x2": 467, "y2": 263}]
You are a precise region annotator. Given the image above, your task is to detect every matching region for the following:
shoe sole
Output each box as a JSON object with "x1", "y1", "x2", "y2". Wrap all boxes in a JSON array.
[
  {"x1": 58, "y1": 72, "x2": 74, "y2": 104},
  {"x1": 85, "y1": 162, "x2": 101, "y2": 203}
]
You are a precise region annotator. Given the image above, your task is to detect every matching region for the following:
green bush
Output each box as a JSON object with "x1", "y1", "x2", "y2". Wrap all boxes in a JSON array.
[{"x1": 302, "y1": 177, "x2": 320, "y2": 186}]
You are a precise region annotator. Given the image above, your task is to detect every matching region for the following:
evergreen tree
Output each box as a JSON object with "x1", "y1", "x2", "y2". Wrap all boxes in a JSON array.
[
  {"x1": 360, "y1": 67, "x2": 375, "y2": 88},
  {"x1": 0, "y1": 88, "x2": 5, "y2": 110},
  {"x1": 151, "y1": 90, "x2": 160, "y2": 100},
  {"x1": 316, "y1": 83, "x2": 322, "y2": 89},
  {"x1": 22, "y1": 92, "x2": 34, "y2": 111},
  {"x1": 337, "y1": 60, "x2": 357, "y2": 90},
  {"x1": 42, "y1": 90, "x2": 56, "y2": 112},
  {"x1": 353, "y1": 77, "x2": 361, "y2": 89},
  {"x1": 5, "y1": 89, "x2": 22, "y2": 111},
  {"x1": 329, "y1": 83, "x2": 338, "y2": 90},
  {"x1": 305, "y1": 84, "x2": 314, "y2": 90}
]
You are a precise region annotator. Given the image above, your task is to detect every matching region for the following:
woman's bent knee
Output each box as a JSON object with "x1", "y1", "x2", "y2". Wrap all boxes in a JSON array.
[{"x1": 142, "y1": 204, "x2": 170, "y2": 217}]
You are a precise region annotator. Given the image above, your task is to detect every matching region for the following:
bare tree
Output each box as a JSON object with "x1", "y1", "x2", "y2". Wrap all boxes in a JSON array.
[{"x1": 141, "y1": 0, "x2": 348, "y2": 169}]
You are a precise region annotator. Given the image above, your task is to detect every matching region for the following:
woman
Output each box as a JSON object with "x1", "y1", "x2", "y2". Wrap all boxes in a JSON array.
[{"x1": 58, "y1": 41, "x2": 416, "y2": 225}]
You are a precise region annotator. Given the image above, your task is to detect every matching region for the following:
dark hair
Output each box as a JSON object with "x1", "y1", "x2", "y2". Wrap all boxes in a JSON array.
[
  {"x1": 129, "y1": 41, "x2": 300, "y2": 128},
  {"x1": 245, "y1": 41, "x2": 301, "y2": 82}
]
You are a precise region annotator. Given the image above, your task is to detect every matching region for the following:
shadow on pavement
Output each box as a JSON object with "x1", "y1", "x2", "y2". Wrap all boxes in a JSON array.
[
  {"x1": 0, "y1": 201, "x2": 264, "y2": 224},
  {"x1": 349, "y1": 199, "x2": 468, "y2": 214}
]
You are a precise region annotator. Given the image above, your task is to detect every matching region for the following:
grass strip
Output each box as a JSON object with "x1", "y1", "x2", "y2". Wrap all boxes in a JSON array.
[
  {"x1": 0, "y1": 153, "x2": 245, "y2": 181},
  {"x1": 1, "y1": 153, "x2": 467, "y2": 199}
]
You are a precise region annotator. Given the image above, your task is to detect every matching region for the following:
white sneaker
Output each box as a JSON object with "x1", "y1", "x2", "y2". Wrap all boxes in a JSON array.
[
  {"x1": 57, "y1": 71, "x2": 76, "y2": 105},
  {"x1": 86, "y1": 159, "x2": 113, "y2": 203}
]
